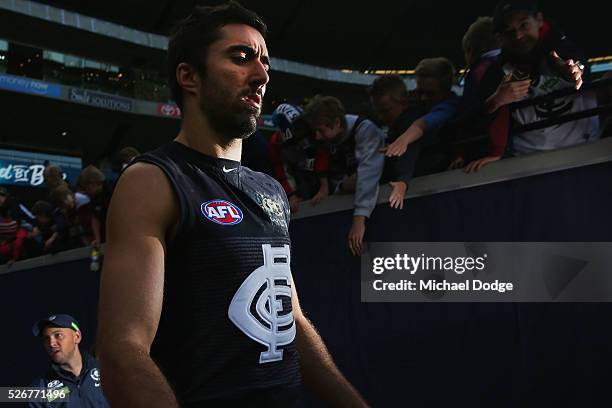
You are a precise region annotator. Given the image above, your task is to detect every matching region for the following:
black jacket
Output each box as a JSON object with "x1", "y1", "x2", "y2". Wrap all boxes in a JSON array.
[{"x1": 29, "y1": 352, "x2": 108, "y2": 408}]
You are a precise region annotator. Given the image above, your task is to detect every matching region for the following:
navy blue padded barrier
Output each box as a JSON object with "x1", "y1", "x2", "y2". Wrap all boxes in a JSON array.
[{"x1": 289, "y1": 161, "x2": 612, "y2": 407}]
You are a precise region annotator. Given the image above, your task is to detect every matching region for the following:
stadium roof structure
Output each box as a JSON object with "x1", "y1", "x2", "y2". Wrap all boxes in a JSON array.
[{"x1": 25, "y1": 0, "x2": 609, "y2": 71}]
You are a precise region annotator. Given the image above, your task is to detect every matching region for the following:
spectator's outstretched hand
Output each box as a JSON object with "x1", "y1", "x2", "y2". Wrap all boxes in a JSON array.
[
  {"x1": 463, "y1": 155, "x2": 502, "y2": 173},
  {"x1": 388, "y1": 181, "x2": 407, "y2": 210},
  {"x1": 44, "y1": 237, "x2": 55, "y2": 252},
  {"x1": 550, "y1": 50, "x2": 584, "y2": 90},
  {"x1": 492, "y1": 73, "x2": 531, "y2": 107},
  {"x1": 448, "y1": 156, "x2": 465, "y2": 170},
  {"x1": 310, "y1": 187, "x2": 329, "y2": 206},
  {"x1": 381, "y1": 137, "x2": 409, "y2": 157},
  {"x1": 348, "y1": 216, "x2": 366, "y2": 256},
  {"x1": 29, "y1": 227, "x2": 41, "y2": 238},
  {"x1": 289, "y1": 194, "x2": 302, "y2": 214}
]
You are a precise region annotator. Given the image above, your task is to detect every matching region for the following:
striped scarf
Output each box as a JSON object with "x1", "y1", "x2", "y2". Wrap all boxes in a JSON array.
[{"x1": 0, "y1": 219, "x2": 17, "y2": 242}]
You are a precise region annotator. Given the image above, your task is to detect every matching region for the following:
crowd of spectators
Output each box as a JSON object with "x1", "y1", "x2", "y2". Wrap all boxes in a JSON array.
[
  {"x1": 264, "y1": 0, "x2": 611, "y2": 255},
  {"x1": 0, "y1": 147, "x2": 138, "y2": 266},
  {"x1": 2, "y1": 0, "x2": 612, "y2": 264}
]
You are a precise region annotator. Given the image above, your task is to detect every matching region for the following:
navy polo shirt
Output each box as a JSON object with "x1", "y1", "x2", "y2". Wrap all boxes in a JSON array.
[{"x1": 29, "y1": 352, "x2": 109, "y2": 408}]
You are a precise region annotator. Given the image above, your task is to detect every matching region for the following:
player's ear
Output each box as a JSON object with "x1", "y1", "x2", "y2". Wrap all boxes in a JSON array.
[{"x1": 176, "y1": 63, "x2": 200, "y2": 98}]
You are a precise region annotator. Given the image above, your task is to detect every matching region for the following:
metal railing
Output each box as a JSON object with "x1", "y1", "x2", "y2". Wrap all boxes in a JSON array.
[{"x1": 452, "y1": 77, "x2": 612, "y2": 145}]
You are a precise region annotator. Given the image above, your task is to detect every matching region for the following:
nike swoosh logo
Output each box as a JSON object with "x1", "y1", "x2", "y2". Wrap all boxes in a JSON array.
[{"x1": 223, "y1": 166, "x2": 237, "y2": 173}]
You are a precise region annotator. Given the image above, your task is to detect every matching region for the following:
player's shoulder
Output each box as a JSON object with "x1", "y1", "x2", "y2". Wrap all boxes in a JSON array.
[
  {"x1": 110, "y1": 162, "x2": 178, "y2": 225},
  {"x1": 116, "y1": 161, "x2": 170, "y2": 190}
]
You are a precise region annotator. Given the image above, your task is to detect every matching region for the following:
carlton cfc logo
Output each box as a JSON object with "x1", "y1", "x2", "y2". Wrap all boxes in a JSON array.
[{"x1": 201, "y1": 200, "x2": 243, "y2": 225}]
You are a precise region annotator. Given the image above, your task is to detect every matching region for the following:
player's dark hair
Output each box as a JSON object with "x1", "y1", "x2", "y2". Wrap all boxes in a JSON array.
[{"x1": 167, "y1": 1, "x2": 267, "y2": 110}]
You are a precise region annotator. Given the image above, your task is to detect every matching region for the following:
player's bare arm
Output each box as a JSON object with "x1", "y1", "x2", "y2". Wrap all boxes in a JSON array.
[{"x1": 96, "y1": 162, "x2": 180, "y2": 407}]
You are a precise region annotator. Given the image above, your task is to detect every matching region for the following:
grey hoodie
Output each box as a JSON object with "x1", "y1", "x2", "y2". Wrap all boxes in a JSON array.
[{"x1": 344, "y1": 114, "x2": 385, "y2": 218}]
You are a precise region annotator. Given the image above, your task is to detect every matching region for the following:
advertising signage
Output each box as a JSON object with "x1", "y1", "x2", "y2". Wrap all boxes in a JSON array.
[
  {"x1": 69, "y1": 88, "x2": 133, "y2": 112},
  {"x1": 0, "y1": 73, "x2": 61, "y2": 98},
  {"x1": 0, "y1": 149, "x2": 82, "y2": 188}
]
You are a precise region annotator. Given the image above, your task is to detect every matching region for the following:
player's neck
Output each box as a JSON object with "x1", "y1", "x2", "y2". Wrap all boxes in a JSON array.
[{"x1": 176, "y1": 110, "x2": 242, "y2": 162}]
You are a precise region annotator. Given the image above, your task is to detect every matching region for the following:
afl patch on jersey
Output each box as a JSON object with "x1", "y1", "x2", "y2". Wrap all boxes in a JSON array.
[{"x1": 201, "y1": 199, "x2": 244, "y2": 225}]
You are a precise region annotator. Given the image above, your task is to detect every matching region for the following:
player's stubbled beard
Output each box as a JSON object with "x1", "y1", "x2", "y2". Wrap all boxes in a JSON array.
[{"x1": 198, "y1": 75, "x2": 263, "y2": 142}]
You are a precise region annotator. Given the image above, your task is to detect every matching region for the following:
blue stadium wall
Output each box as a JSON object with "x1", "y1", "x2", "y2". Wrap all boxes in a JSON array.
[{"x1": 1, "y1": 161, "x2": 612, "y2": 407}]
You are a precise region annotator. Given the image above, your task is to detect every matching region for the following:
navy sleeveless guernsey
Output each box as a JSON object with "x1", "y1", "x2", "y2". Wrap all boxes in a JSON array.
[{"x1": 130, "y1": 141, "x2": 301, "y2": 406}]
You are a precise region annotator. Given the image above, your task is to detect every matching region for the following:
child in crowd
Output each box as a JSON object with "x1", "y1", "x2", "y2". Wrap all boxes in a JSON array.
[
  {"x1": 29, "y1": 200, "x2": 59, "y2": 255},
  {"x1": 75, "y1": 165, "x2": 106, "y2": 248},
  {"x1": 49, "y1": 185, "x2": 86, "y2": 251}
]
